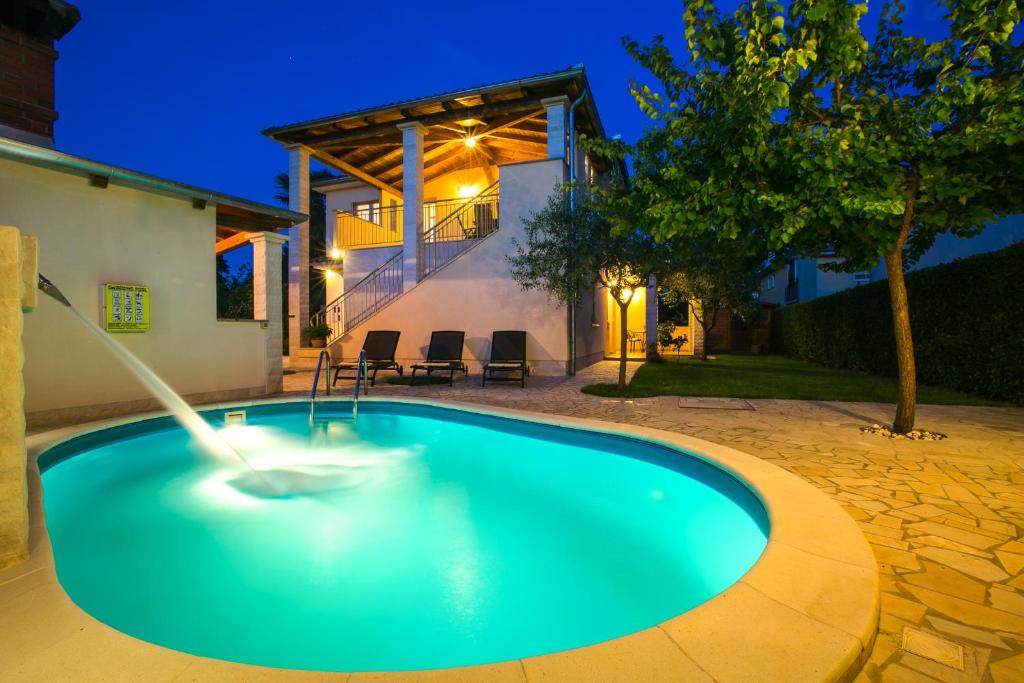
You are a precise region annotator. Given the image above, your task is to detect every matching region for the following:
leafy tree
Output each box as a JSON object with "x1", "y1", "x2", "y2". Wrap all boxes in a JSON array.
[
  {"x1": 621, "y1": 0, "x2": 1023, "y2": 432},
  {"x1": 658, "y1": 235, "x2": 766, "y2": 360},
  {"x1": 508, "y1": 183, "x2": 664, "y2": 389}
]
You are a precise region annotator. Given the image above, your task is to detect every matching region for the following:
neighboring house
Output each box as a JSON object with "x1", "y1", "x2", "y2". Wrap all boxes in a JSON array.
[
  {"x1": 759, "y1": 216, "x2": 1024, "y2": 306},
  {"x1": 0, "y1": 1, "x2": 304, "y2": 426},
  {"x1": 264, "y1": 68, "x2": 684, "y2": 374}
]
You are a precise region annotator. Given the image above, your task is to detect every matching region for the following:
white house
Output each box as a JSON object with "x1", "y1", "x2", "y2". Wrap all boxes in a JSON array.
[
  {"x1": 760, "y1": 217, "x2": 1024, "y2": 306},
  {"x1": 264, "y1": 68, "x2": 676, "y2": 375}
]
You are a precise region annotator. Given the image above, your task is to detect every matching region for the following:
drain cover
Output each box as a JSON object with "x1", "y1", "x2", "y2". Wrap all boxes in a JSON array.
[{"x1": 902, "y1": 628, "x2": 965, "y2": 670}]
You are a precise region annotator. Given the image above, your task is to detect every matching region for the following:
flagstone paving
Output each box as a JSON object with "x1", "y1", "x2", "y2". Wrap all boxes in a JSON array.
[{"x1": 288, "y1": 360, "x2": 1024, "y2": 682}]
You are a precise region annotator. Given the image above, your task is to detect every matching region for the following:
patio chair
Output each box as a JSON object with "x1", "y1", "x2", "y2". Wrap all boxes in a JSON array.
[
  {"x1": 481, "y1": 330, "x2": 528, "y2": 388},
  {"x1": 409, "y1": 331, "x2": 467, "y2": 386},
  {"x1": 332, "y1": 330, "x2": 402, "y2": 387}
]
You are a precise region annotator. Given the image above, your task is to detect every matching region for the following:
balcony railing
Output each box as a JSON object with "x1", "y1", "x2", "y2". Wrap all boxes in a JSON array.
[
  {"x1": 336, "y1": 204, "x2": 403, "y2": 249},
  {"x1": 422, "y1": 181, "x2": 499, "y2": 278}
]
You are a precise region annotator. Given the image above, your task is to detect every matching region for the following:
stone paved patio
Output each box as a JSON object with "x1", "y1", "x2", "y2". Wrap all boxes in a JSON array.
[{"x1": 288, "y1": 360, "x2": 1024, "y2": 682}]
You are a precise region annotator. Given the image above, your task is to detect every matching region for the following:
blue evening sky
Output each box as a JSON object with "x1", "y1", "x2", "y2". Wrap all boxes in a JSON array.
[{"x1": 54, "y1": 0, "x2": 949, "y2": 212}]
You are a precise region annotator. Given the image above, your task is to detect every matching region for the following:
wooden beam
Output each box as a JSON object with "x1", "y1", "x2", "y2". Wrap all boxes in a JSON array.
[
  {"x1": 478, "y1": 110, "x2": 545, "y2": 138},
  {"x1": 215, "y1": 231, "x2": 257, "y2": 254},
  {"x1": 486, "y1": 131, "x2": 549, "y2": 147},
  {"x1": 309, "y1": 148, "x2": 403, "y2": 197}
]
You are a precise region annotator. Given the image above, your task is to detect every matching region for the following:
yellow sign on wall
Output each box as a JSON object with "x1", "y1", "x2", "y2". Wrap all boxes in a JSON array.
[{"x1": 104, "y1": 283, "x2": 150, "y2": 332}]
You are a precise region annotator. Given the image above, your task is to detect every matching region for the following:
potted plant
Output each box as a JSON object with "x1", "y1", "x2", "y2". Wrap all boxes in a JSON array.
[{"x1": 304, "y1": 322, "x2": 332, "y2": 348}]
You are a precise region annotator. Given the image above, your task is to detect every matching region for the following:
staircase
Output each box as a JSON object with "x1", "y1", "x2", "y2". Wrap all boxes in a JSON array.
[{"x1": 313, "y1": 181, "x2": 499, "y2": 343}]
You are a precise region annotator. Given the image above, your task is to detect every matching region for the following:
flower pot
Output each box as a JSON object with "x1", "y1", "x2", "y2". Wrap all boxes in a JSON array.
[{"x1": 310, "y1": 337, "x2": 326, "y2": 348}]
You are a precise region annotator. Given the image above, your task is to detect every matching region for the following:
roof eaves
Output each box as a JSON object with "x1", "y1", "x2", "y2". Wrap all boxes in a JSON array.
[
  {"x1": 261, "y1": 66, "x2": 588, "y2": 139},
  {"x1": 0, "y1": 136, "x2": 307, "y2": 225}
]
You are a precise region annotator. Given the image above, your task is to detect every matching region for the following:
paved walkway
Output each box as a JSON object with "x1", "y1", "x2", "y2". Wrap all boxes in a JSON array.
[{"x1": 287, "y1": 361, "x2": 1024, "y2": 682}]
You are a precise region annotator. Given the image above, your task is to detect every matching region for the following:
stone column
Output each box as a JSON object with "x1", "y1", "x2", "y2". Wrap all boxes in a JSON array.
[
  {"x1": 542, "y1": 96, "x2": 569, "y2": 161},
  {"x1": 645, "y1": 275, "x2": 659, "y2": 359},
  {"x1": 397, "y1": 122, "x2": 425, "y2": 292},
  {"x1": 286, "y1": 145, "x2": 310, "y2": 354},
  {"x1": 249, "y1": 230, "x2": 289, "y2": 394},
  {"x1": 0, "y1": 226, "x2": 37, "y2": 569}
]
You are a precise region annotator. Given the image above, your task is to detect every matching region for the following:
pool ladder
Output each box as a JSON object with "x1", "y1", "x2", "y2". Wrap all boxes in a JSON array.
[{"x1": 309, "y1": 349, "x2": 367, "y2": 423}]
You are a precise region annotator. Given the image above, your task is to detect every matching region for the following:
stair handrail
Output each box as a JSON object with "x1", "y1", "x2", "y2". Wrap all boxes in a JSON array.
[
  {"x1": 312, "y1": 250, "x2": 404, "y2": 341},
  {"x1": 422, "y1": 180, "x2": 499, "y2": 244}
]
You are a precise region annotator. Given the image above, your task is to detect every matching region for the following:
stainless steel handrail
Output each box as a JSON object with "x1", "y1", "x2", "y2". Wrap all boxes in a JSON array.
[{"x1": 309, "y1": 349, "x2": 331, "y2": 421}]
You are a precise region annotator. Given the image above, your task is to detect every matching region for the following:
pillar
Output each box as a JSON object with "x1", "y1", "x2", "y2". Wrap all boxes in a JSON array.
[
  {"x1": 542, "y1": 96, "x2": 569, "y2": 161},
  {"x1": 0, "y1": 226, "x2": 37, "y2": 569},
  {"x1": 249, "y1": 230, "x2": 289, "y2": 394},
  {"x1": 286, "y1": 145, "x2": 310, "y2": 354},
  {"x1": 645, "y1": 275, "x2": 659, "y2": 359},
  {"x1": 397, "y1": 122, "x2": 425, "y2": 291}
]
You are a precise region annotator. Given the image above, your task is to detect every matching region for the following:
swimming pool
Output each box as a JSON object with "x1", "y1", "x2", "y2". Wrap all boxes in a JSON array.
[{"x1": 39, "y1": 399, "x2": 769, "y2": 672}]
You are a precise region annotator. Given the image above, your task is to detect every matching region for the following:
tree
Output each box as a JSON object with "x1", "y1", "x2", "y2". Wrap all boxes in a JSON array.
[
  {"x1": 508, "y1": 183, "x2": 664, "y2": 390},
  {"x1": 659, "y1": 235, "x2": 766, "y2": 360},
  {"x1": 622, "y1": 0, "x2": 1023, "y2": 432}
]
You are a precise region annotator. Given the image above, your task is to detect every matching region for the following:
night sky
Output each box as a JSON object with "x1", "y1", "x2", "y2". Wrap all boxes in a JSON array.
[{"x1": 53, "y1": 0, "x2": 950, "y2": 211}]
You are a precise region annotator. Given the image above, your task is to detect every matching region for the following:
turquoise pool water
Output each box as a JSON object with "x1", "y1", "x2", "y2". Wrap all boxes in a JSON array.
[{"x1": 40, "y1": 401, "x2": 769, "y2": 672}]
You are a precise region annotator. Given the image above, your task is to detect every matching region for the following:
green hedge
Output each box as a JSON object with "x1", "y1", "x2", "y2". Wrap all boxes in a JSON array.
[{"x1": 772, "y1": 242, "x2": 1024, "y2": 404}]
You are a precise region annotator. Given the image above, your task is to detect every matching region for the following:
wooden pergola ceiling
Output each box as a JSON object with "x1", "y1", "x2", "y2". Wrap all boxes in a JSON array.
[{"x1": 262, "y1": 68, "x2": 608, "y2": 194}]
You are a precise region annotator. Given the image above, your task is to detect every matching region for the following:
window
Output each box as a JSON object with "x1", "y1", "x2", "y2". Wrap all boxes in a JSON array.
[
  {"x1": 767, "y1": 273, "x2": 776, "y2": 289},
  {"x1": 353, "y1": 200, "x2": 380, "y2": 224},
  {"x1": 852, "y1": 272, "x2": 871, "y2": 284}
]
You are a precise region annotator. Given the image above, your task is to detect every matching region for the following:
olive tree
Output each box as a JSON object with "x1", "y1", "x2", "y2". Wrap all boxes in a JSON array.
[{"x1": 508, "y1": 183, "x2": 663, "y2": 389}]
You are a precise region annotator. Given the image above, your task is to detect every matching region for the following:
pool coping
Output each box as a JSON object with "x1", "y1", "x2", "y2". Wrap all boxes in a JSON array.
[{"x1": 6, "y1": 396, "x2": 879, "y2": 682}]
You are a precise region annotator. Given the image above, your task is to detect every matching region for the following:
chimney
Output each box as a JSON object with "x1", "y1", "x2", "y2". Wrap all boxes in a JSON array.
[{"x1": 0, "y1": 0, "x2": 80, "y2": 147}]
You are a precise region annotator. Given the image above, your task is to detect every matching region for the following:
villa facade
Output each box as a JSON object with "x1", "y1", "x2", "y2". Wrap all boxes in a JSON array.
[{"x1": 264, "y1": 69, "x2": 671, "y2": 375}]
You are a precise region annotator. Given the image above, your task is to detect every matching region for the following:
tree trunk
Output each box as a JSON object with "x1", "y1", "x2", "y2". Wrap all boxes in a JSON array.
[
  {"x1": 885, "y1": 248, "x2": 916, "y2": 433},
  {"x1": 618, "y1": 300, "x2": 630, "y2": 390},
  {"x1": 697, "y1": 320, "x2": 710, "y2": 361},
  {"x1": 886, "y1": 176, "x2": 919, "y2": 433}
]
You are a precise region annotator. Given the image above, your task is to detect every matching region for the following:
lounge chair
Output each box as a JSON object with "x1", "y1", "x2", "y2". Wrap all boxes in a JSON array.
[
  {"x1": 409, "y1": 331, "x2": 467, "y2": 386},
  {"x1": 332, "y1": 330, "x2": 402, "y2": 387},
  {"x1": 481, "y1": 330, "x2": 528, "y2": 388}
]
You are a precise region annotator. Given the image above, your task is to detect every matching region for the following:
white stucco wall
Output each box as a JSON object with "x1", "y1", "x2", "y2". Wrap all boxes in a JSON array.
[
  {"x1": 331, "y1": 158, "x2": 576, "y2": 375},
  {"x1": 0, "y1": 158, "x2": 271, "y2": 424}
]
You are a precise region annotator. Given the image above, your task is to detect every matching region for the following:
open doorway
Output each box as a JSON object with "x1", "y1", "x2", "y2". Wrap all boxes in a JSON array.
[{"x1": 605, "y1": 287, "x2": 647, "y2": 360}]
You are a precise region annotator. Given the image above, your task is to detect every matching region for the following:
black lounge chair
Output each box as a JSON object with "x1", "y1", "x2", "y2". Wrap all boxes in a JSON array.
[
  {"x1": 410, "y1": 331, "x2": 467, "y2": 386},
  {"x1": 482, "y1": 330, "x2": 528, "y2": 388},
  {"x1": 332, "y1": 330, "x2": 403, "y2": 387}
]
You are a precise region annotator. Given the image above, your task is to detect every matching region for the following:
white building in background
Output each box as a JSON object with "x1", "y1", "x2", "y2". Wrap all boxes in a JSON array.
[{"x1": 759, "y1": 216, "x2": 1024, "y2": 307}]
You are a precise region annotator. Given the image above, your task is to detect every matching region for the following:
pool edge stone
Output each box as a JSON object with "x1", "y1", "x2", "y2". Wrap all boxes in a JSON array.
[{"x1": 18, "y1": 396, "x2": 880, "y2": 683}]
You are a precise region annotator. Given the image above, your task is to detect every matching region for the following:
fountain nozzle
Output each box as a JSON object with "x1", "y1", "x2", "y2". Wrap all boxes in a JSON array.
[{"x1": 38, "y1": 274, "x2": 72, "y2": 307}]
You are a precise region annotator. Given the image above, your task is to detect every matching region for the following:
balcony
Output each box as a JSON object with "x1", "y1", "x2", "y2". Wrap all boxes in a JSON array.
[
  {"x1": 335, "y1": 182, "x2": 499, "y2": 254},
  {"x1": 336, "y1": 204, "x2": 403, "y2": 250}
]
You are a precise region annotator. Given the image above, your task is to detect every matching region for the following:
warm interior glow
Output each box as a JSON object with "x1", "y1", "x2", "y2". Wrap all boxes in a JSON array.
[
  {"x1": 464, "y1": 136, "x2": 477, "y2": 148},
  {"x1": 457, "y1": 184, "x2": 478, "y2": 198},
  {"x1": 329, "y1": 247, "x2": 342, "y2": 260}
]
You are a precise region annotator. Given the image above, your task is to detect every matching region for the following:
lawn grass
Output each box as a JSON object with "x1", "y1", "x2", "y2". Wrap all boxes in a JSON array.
[{"x1": 582, "y1": 354, "x2": 1007, "y2": 406}]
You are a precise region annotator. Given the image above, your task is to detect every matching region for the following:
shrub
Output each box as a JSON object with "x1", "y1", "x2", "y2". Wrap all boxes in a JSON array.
[{"x1": 772, "y1": 242, "x2": 1024, "y2": 404}]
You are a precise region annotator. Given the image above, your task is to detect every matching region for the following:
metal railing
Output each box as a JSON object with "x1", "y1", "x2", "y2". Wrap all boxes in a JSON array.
[
  {"x1": 310, "y1": 349, "x2": 367, "y2": 423},
  {"x1": 311, "y1": 250, "x2": 404, "y2": 343},
  {"x1": 422, "y1": 181, "x2": 499, "y2": 279},
  {"x1": 336, "y1": 204, "x2": 403, "y2": 249}
]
